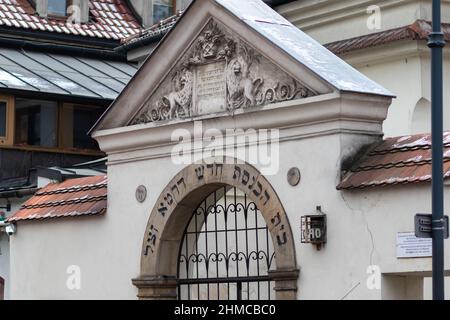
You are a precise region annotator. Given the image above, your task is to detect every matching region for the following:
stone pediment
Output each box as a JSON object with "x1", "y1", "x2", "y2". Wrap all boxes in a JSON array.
[{"x1": 129, "y1": 19, "x2": 318, "y2": 125}]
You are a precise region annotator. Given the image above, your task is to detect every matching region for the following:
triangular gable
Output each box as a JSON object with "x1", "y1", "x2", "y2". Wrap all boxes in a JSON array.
[
  {"x1": 131, "y1": 18, "x2": 318, "y2": 125},
  {"x1": 92, "y1": 0, "x2": 392, "y2": 132}
]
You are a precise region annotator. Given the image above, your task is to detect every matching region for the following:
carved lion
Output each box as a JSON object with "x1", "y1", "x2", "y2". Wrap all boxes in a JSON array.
[
  {"x1": 163, "y1": 68, "x2": 193, "y2": 119},
  {"x1": 226, "y1": 57, "x2": 262, "y2": 110}
]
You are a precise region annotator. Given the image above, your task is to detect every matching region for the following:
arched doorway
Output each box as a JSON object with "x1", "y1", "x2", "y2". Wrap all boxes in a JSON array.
[
  {"x1": 133, "y1": 158, "x2": 299, "y2": 300},
  {"x1": 178, "y1": 186, "x2": 276, "y2": 300}
]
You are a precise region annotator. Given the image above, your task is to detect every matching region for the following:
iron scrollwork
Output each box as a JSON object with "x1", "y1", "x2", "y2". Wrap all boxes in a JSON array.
[{"x1": 177, "y1": 187, "x2": 276, "y2": 300}]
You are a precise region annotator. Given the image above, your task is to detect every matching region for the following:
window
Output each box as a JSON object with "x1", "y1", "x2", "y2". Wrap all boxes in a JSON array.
[
  {"x1": 14, "y1": 99, "x2": 58, "y2": 148},
  {"x1": 59, "y1": 104, "x2": 104, "y2": 150},
  {"x1": 48, "y1": 0, "x2": 68, "y2": 16},
  {"x1": 153, "y1": 0, "x2": 175, "y2": 23},
  {"x1": 0, "y1": 95, "x2": 14, "y2": 145},
  {"x1": 2, "y1": 97, "x2": 103, "y2": 152}
]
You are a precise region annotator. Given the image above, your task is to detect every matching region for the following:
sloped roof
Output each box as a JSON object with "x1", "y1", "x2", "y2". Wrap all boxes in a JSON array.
[
  {"x1": 0, "y1": 0, "x2": 142, "y2": 41},
  {"x1": 8, "y1": 175, "x2": 107, "y2": 222},
  {"x1": 338, "y1": 132, "x2": 450, "y2": 190},
  {"x1": 0, "y1": 47, "x2": 138, "y2": 99},
  {"x1": 326, "y1": 20, "x2": 450, "y2": 55},
  {"x1": 214, "y1": 0, "x2": 393, "y2": 97}
]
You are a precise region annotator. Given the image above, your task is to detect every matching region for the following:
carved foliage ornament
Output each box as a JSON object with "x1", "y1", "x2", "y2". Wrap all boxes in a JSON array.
[{"x1": 131, "y1": 20, "x2": 317, "y2": 125}]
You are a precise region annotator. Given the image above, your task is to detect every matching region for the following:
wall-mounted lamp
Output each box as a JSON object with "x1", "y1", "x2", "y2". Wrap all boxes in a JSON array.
[
  {"x1": 301, "y1": 206, "x2": 327, "y2": 250},
  {"x1": 0, "y1": 221, "x2": 16, "y2": 236}
]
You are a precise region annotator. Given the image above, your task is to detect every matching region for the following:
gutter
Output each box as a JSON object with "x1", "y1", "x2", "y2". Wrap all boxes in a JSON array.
[
  {"x1": 264, "y1": 0, "x2": 297, "y2": 5},
  {"x1": 0, "y1": 188, "x2": 38, "y2": 199},
  {"x1": 0, "y1": 26, "x2": 119, "y2": 49},
  {"x1": 0, "y1": 36, "x2": 127, "y2": 61},
  {"x1": 115, "y1": 32, "x2": 166, "y2": 54}
]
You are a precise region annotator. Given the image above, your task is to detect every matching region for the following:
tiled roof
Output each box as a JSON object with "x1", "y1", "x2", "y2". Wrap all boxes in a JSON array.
[
  {"x1": 8, "y1": 175, "x2": 107, "y2": 222},
  {"x1": 0, "y1": 0, "x2": 142, "y2": 41},
  {"x1": 338, "y1": 132, "x2": 450, "y2": 190},
  {"x1": 325, "y1": 20, "x2": 450, "y2": 55}
]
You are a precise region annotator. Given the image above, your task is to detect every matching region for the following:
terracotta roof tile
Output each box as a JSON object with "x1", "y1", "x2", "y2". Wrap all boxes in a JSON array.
[
  {"x1": 325, "y1": 20, "x2": 450, "y2": 55},
  {"x1": 0, "y1": 0, "x2": 142, "y2": 41},
  {"x1": 338, "y1": 132, "x2": 450, "y2": 190},
  {"x1": 7, "y1": 175, "x2": 107, "y2": 222}
]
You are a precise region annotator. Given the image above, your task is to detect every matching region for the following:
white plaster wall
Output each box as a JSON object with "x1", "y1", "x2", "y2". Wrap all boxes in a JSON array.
[
  {"x1": 352, "y1": 54, "x2": 423, "y2": 137},
  {"x1": 0, "y1": 233, "x2": 9, "y2": 299},
  {"x1": 9, "y1": 213, "x2": 142, "y2": 300},
  {"x1": 341, "y1": 50, "x2": 450, "y2": 137}
]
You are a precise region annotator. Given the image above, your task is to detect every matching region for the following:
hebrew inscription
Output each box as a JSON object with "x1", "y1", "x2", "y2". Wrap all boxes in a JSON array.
[
  {"x1": 195, "y1": 61, "x2": 227, "y2": 114},
  {"x1": 143, "y1": 161, "x2": 293, "y2": 259}
]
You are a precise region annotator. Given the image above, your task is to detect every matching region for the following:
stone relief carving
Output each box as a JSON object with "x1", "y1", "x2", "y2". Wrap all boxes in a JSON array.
[
  {"x1": 226, "y1": 46, "x2": 263, "y2": 110},
  {"x1": 131, "y1": 20, "x2": 317, "y2": 125}
]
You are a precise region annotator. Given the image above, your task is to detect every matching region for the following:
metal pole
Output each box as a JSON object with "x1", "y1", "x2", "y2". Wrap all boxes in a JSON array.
[{"x1": 428, "y1": 0, "x2": 446, "y2": 301}]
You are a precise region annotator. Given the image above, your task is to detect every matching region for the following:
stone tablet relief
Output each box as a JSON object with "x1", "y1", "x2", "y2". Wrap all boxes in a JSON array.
[
  {"x1": 194, "y1": 61, "x2": 227, "y2": 115},
  {"x1": 130, "y1": 19, "x2": 318, "y2": 125}
]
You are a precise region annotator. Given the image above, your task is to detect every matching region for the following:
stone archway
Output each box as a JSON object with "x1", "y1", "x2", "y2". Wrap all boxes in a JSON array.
[{"x1": 132, "y1": 157, "x2": 299, "y2": 300}]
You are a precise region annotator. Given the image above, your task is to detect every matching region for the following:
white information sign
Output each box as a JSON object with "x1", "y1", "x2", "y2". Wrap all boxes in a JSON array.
[{"x1": 396, "y1": 232, "x2": 432, "y2": 258}]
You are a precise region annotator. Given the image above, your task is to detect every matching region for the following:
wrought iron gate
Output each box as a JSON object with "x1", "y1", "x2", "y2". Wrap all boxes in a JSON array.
[{"x1": 177, "y1": 186, "x2": 276, "y2": 300}]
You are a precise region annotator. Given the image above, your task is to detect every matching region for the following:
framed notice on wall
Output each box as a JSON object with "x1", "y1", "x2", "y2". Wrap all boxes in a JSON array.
[{"x1": 396, "y1": 232, "x2": 432, "y2": 258}]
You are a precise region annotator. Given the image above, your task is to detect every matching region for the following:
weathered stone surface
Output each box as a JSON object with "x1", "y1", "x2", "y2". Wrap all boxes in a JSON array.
[
  {"x1": 130, "y1": 19, "x2": 317, "y2": 125},
  {"x1": 194, "y1": 61, "x2": 227, "y2": 115}
]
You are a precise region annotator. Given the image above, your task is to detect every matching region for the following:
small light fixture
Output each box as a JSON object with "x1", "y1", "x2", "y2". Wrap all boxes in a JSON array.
[
  {"x1": 4, "y1": 223, "x2": 16, "y2": 236},
  {"x1": 301, "y1": 206, "x2": 327, "y2": 250}
]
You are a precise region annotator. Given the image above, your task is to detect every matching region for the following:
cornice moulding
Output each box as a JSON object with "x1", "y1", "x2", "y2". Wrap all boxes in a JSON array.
[{"x1": 93, "y1": 92, "x2": 391, "y2": 156}]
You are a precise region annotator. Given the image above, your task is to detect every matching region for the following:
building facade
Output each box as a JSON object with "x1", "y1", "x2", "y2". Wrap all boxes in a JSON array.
[{"x1": 4, "y1": 0, "x2": 450, "y2": 300}]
